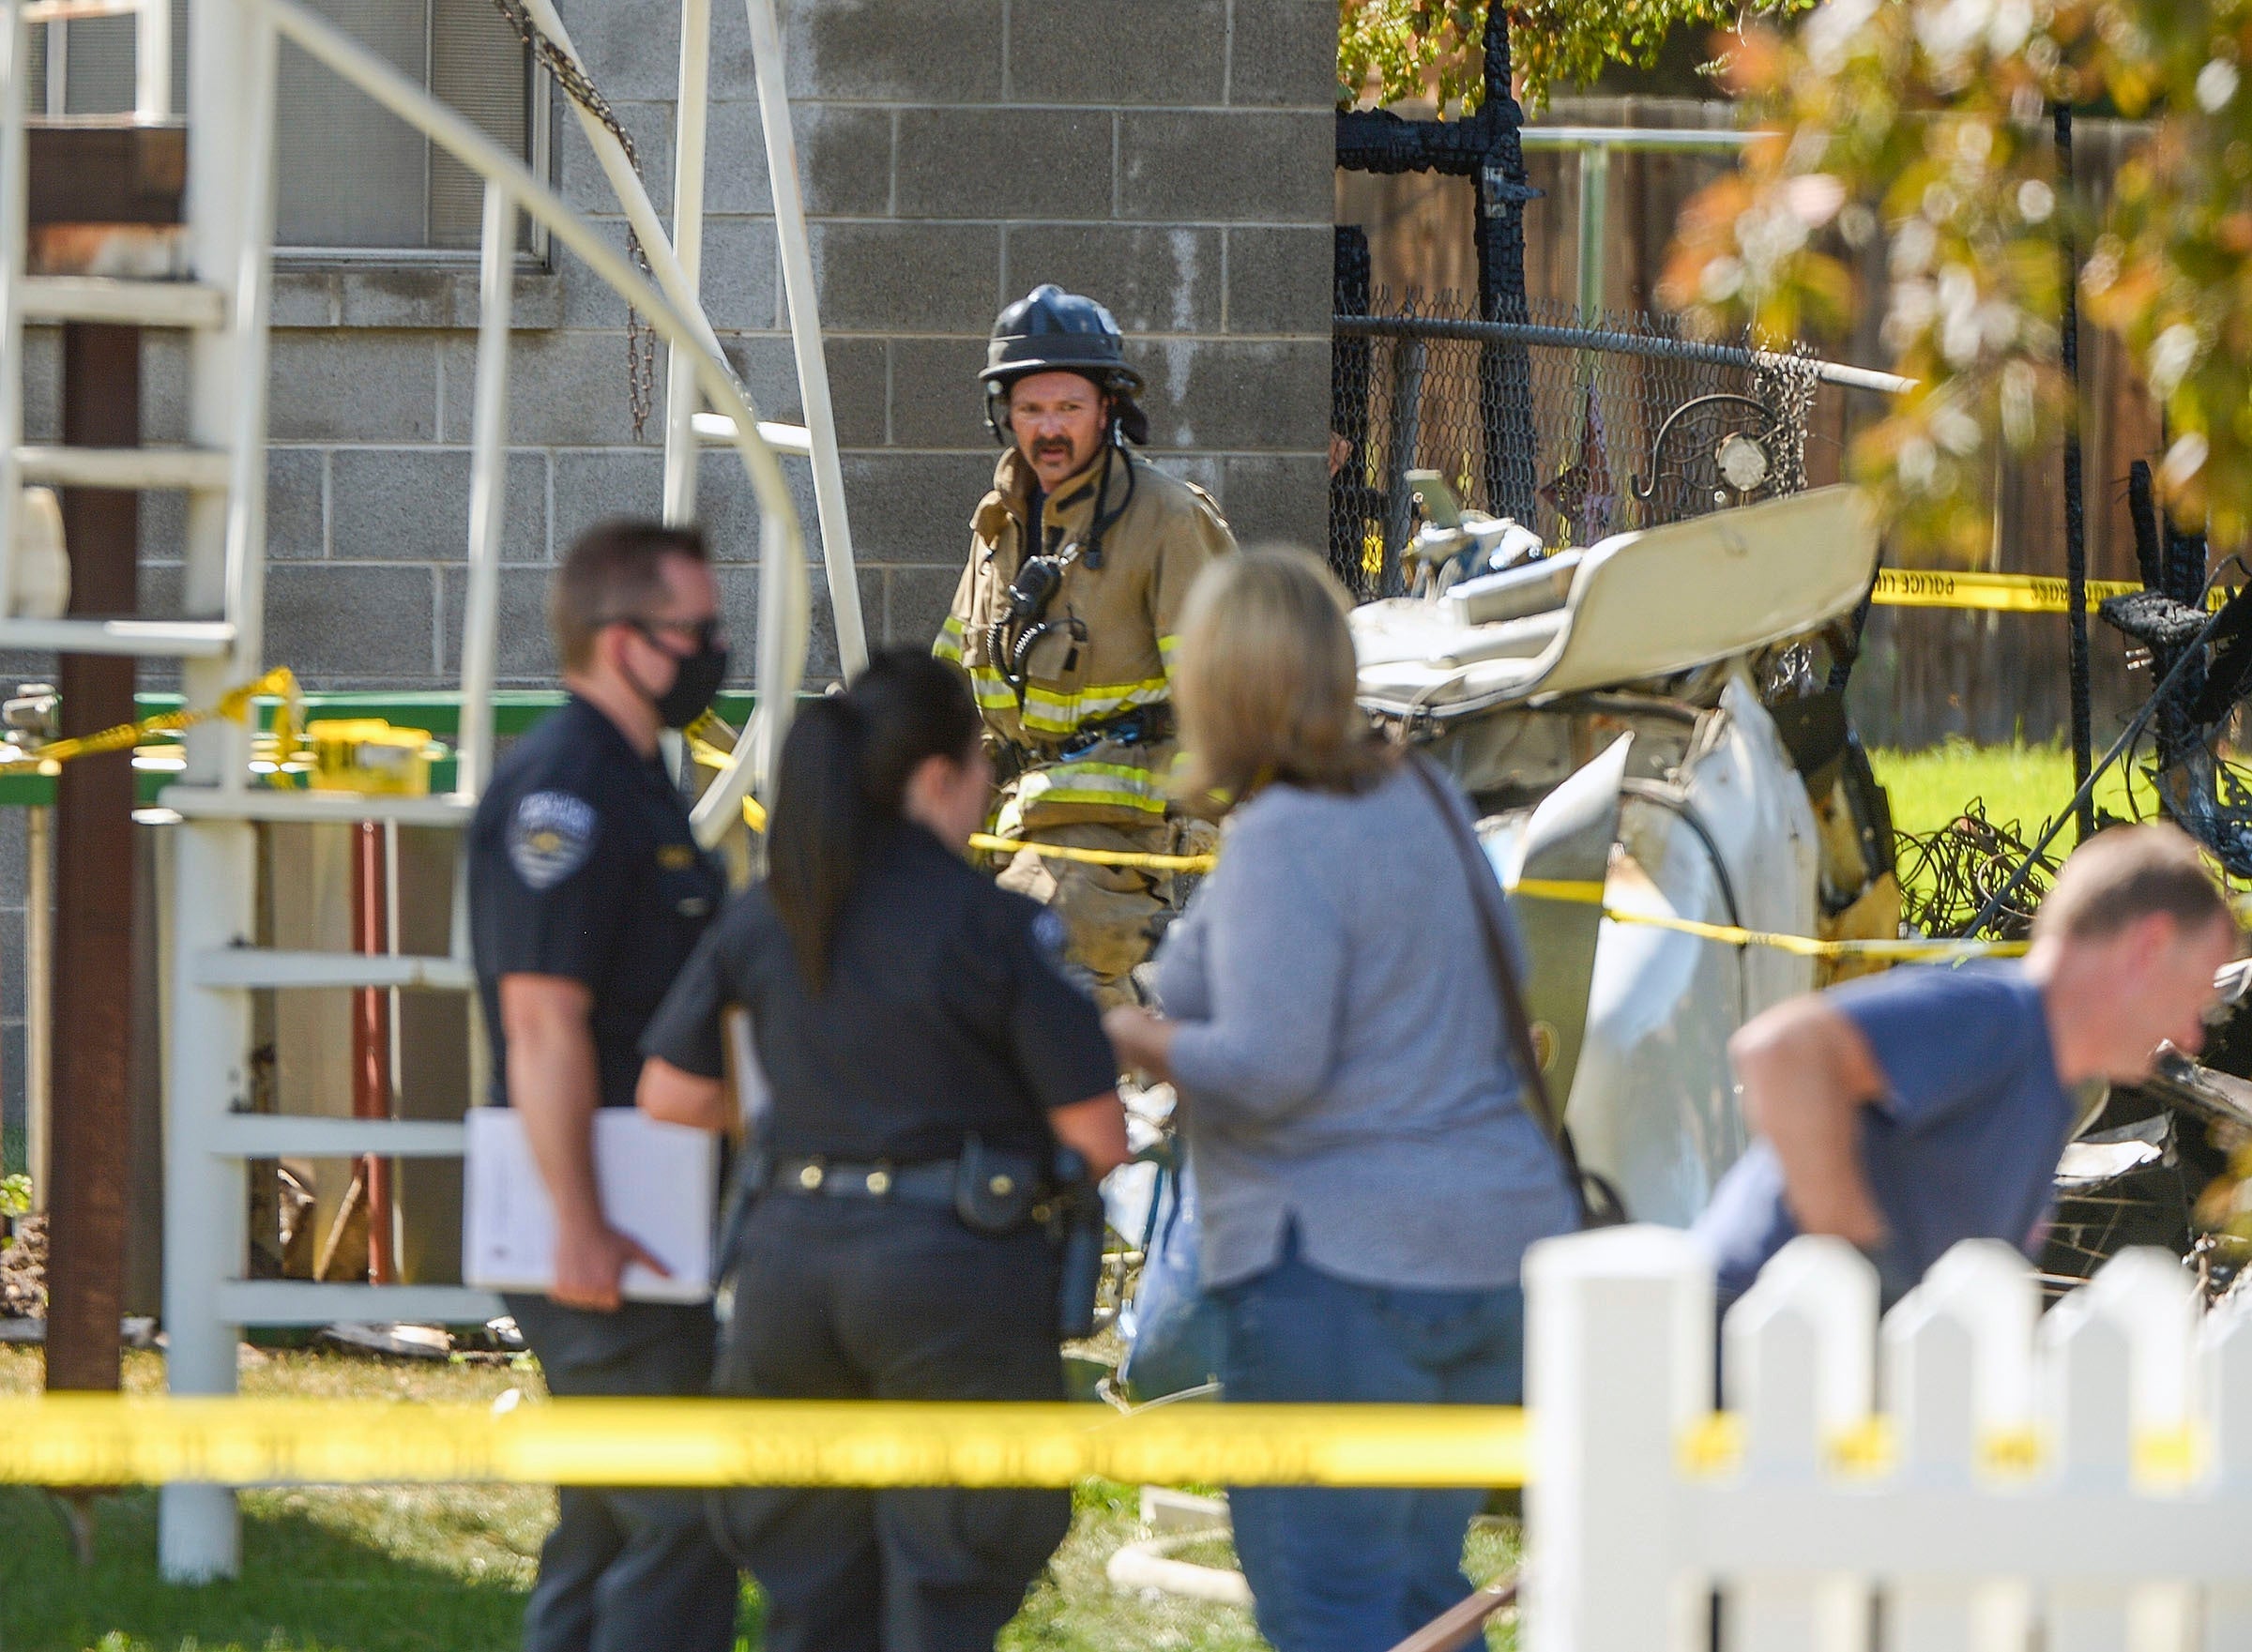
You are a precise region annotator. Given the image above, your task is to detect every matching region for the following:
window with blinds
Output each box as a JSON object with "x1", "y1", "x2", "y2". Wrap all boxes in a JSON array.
[{"x1": 23, "y1": 0, "x2": 537, "y2": 255}]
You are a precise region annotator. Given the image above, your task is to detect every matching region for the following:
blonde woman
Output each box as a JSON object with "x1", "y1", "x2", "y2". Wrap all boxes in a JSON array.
[{"x1": 1105, "y1": 547, "x2": 1577, "y2": 1652}]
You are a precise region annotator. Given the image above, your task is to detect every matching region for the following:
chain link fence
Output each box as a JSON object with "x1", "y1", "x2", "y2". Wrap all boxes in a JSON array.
[{"x1": 1328, "y1": 296, "x2": 1822, "y2": 601}]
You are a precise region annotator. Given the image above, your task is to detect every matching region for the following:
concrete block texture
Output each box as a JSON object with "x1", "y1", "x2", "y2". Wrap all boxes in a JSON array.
[
  {"x1": 885, "y1": 563, "x2": 966, "y2": 651},
  {"x1": 1223, "y1": 453, "x2": 1330, "y2": 548},
  {"x1": 1127, "y1": 337, "x2": 1331, "y2": 452},
  {"x1": 721, "y1": 334, "x2": 889, "y2": 448},
  {"x1": 331, "y1": 449, "x2": 549, "y2": 564},
  {"x1": 691, "y1": 101, "x2": 896, "y2": 220},
  {"x1": 141, "y1": 448, "x2": 325, "y2": 566},
  {"x1": 556, "y1": 215, "x2": 778, "y2": 333},
  {"x1": 1225, "y1": 225, "x2": 1335, "y2": 333},
  {"x1": 811, "y1": 221, "x2": 1002, "y2": 334},
  {"x1": 441, "y1": 331, "x2": 653, "y2": 447},
  {"x1": 1118, "y1": 110, "x2": 1333, "y2": 221},
  {"x1": 266, "y1": 563, "x2": 439, "y2": 684},
  {"x1": 556, "y1": 98, "x2": 677, "y2": 220},
  {"x1": 1010, "y1": 0, "x2": 1228, "y2": 106},
  {"x1": 839, "y1": 451, "x2": 1000, "y2": 564},
  {"x1": 1003, "y1": 225, "x2": 1224, "y2": 335},
  {"x1": 894, "y1": 108, "x2": 1112, "y2": 220},
  {"x1": 1225, "y1": 0, "x2": 1342, "y2": 108},
  {"x1": 783, "y1": 0, "x2": 1006, "y2": 102},
  {"x1": 438, "y1": 563, "x2": 559, "y2": 682},
  {"x1": 552, "y1": 450, "x2": 663, "y2": 553},
  {"x1": 268, "y1": 332, "x2": 439, "y2": 444},
  {"x1": 888, "y1": 335, "x2": 990, "y2": 450}
]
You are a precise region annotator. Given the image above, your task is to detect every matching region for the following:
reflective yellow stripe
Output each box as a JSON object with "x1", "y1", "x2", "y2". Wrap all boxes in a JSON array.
[
  {"x1": 965, "y1": 665, "x2": 1017, "y2": 709},
  {"x1": 1017, "y1": 759, "x2": 1168, "y2": 813},
  {"x1": 933, "y1": 616, "x2": 966, "y2": 665},
  {"x1": 1158, "y1": 633, "x2": 1181, "y2": 672},
  {"x1": 969, "y1": 831, "x2": 1214, "y2": 871},
  {"x1": 1019, "y1": 676, "x2": 1170, "y2": 737}
]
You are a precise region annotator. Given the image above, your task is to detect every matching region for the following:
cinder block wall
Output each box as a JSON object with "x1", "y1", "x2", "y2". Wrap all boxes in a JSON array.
[{"x1": 0, "y1": 1, "x2": 1337, "y2": 1133}]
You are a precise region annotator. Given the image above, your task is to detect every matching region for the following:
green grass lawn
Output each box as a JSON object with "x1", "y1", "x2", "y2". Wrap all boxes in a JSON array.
[
  {"x1": 0, "y1": 1346, "x2": 1518, "y2": 1652},
  {"x1": 1867, "y1": 738, "x2": 2153, "y2": 841}
]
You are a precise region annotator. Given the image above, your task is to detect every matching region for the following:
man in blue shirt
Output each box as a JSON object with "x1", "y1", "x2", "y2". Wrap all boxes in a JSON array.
[{"x1": 1697, "y1": 824, "x2": 2240, "y2": 1304}]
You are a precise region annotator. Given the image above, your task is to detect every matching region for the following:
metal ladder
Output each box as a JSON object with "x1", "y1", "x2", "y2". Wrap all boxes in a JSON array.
[{"x1": 4, "y1": 0, "x2": 855, "y2": 1581}]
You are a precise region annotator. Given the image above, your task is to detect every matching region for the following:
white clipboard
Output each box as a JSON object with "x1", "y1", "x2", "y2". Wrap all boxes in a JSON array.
[{"x1": 463, "y1": 1107, "x2": 718, "y2": 1304}]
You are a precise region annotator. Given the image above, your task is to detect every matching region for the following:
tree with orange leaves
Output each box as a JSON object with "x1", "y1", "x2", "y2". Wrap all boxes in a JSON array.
[{"x1": 1662, "y1": 0, "x2": 2252, "y2": 553}]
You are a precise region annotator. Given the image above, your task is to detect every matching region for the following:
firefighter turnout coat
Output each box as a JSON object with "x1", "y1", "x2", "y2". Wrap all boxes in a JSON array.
[{"x1": 936, "y1": 445, "x2": 1235, "y2": 831}]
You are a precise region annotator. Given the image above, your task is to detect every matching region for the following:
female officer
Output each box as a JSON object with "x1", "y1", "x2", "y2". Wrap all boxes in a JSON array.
[{"x1": 637, "y1": 648, "x2": 1128, "y2": 1652}]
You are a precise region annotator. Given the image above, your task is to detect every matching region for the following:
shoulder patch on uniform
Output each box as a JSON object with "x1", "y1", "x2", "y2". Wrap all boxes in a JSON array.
[
  {"x1": 508, "y1": 791, "x2": 598, "y2": 890},
  {"x1": 1031, "y1": 907, "x2": 1070, "y2": 966}
]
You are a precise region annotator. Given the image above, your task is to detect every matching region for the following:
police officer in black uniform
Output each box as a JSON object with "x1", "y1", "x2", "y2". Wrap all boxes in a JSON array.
[
  {"x1": 467, "y1": 519, "x2": 739, "y2": 1652},
  {"x1": 637, "y1": 648, "x2": 1129, "y2": 1652}
]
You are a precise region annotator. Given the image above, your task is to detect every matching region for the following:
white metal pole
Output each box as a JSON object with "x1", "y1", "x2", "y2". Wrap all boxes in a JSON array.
[
  {"x1": 133, "y1": 0, "x2": 169, "y2": 120},
  {"x1": 518, "y1": 0, "x2": 864, "y2": 674},
  {"x1": 255, "y1": 0, "x2": 810, "y2": 813},
  {"x1": 742, "y1": 0, "x2": 864, "y2": 676},
  {"x1": 159, "y1": 818, "x2": 254, "y2": 1582},
  {"x1": 23, "y1": 802, "x2": 48, "y2": 1210},
  {"x1": 0, "y1": 0, "x2": 32, "y2": 627},
  {"x1": 456, "y1": 181, "x2": 512, "y2": 802},
  {"x1": 160, "y1": 0, "x2": 270, "y2": 1581},
  {"x1": 217, "y1": 8, "x2": 280, "y2": 741},
  {"x1": 661, "y1": 0, "x2": 711, "y2": 525},
  {"x1": 515, "y1": 0, "x2": 735, "y2": 387}
]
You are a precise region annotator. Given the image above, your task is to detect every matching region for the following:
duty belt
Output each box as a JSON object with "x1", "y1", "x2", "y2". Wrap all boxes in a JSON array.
[
  {"x1": 1045, "y1": 702, "x2": 1175, "y2": 762},
  {"x1": 768, "y1": 1155, "x2": 959, "y2": 1206}
]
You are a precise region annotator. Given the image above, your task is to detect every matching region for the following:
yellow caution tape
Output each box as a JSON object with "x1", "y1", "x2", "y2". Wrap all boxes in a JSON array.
[
  {"x1": 1512, "y1": 878, "x2": 2024, "y2": 960},
  {"x1": 1871, "y1": 568, "x2": 2236, "y2": 614},
  {"x1": 969, "y1": 831, "x2": 1217, "y2": 873},
  {"x1": 681, "y1": 720, "x2": 1213, "y2": 871},
  {"x1": 24, "y1": 666, "x2": 302, "y2": 769},
  {"x1": 682, "y1": 718, "x2": 768, "y2": 830},
  {"x1": 1682, "y1": 1413, "x2": 2196, "y2": 1483},
  {"x1": 0, "y1": 1396, "x2": 1527, "y2": 1489}
]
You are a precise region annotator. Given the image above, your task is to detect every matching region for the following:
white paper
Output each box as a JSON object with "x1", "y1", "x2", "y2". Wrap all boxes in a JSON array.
[{"x1": 463, "y1": 1107, "x2": 718, "y2": 1304}]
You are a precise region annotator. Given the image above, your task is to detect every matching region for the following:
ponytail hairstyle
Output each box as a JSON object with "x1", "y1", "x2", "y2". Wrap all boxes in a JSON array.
[{"x1": 766, "y1": 648, "x2": 984, "y2": 993}]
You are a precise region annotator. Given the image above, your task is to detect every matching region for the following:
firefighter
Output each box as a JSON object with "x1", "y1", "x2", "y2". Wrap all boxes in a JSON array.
[{"x1": 935, "y1": 283, "x2": 1236, "y2": 1008}]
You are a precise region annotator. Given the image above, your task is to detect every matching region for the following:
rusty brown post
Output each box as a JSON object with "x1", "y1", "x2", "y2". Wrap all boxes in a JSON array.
[{"x1": 43, "y1": 323, "x2": 141, "y2": 1393}]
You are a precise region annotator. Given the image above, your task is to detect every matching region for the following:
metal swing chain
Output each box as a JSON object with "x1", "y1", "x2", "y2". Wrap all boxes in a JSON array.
[{"x1": 488, "y1": 0, "x2": 658, "y2": 438}]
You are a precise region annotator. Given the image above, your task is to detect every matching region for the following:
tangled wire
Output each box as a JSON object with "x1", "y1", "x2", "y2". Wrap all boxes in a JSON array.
[{"x1": 1895, "y1": 800, "x2": 2061, "y2": 941}]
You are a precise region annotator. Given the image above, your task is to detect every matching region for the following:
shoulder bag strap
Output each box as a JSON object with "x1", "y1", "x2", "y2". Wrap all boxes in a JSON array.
[
  {"x1": 1406, "y1": 755, "x2": 1562, "y2": 1138},
  {"x1": 1406, "y1": 755, "x2": 1609, "y2": 1224}
]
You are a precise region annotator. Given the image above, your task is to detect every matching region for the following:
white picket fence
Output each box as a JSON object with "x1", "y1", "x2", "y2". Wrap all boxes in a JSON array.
[{"x1": 1524, "y1": 1227, "x2": 2252, "y2": 1652}]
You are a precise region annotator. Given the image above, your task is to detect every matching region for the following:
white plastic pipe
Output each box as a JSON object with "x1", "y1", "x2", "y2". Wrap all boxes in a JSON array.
[
  {"x1": 133, "y1": 0, "x2": 169, "y2": 119},
  {"x1": 661, "y1": 0, "x2": 711, "y2": 524},
  {"x1": 456, "y1": 180, "x2": 513, "y2": 802},
  {"x1": 214, "y1": 10, "x2": 280, "y2": 792},
  {"x1": 743, "y1": 0, "x2": 864, "y2": 676},
  {"x1": 693, "y1": 410, "x2": 812, "y2": 454}
]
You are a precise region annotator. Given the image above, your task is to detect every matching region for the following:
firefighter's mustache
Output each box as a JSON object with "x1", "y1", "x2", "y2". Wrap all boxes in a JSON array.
[{"x1": 1032, "y1": 437, "x2": 1074, "y2": 458}]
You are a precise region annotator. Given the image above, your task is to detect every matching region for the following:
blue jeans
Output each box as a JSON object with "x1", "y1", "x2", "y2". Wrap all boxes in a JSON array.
[{"x1": 1217, "y1": 1235, "x2": 1526, "y2": 1652}]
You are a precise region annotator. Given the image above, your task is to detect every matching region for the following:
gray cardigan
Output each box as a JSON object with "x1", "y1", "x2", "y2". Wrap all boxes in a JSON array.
[{"x1": 1158, "y1": 761, "x2": 1580, "y2": 1292}]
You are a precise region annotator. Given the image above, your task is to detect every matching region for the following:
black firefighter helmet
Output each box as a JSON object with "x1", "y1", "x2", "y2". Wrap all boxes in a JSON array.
[{"x1": 980, "y1": 283, "x2": 1149, "y2": 447}]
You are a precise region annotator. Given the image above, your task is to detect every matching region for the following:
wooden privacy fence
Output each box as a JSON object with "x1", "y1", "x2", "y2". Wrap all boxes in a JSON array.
[{"x1": 1525, "y1": 1229, "x2": 2252, "y2": 1652}]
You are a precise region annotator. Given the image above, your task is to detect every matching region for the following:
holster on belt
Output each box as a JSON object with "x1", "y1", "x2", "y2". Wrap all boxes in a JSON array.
[{"x1": 952, "y1": 1135, "x2": 1043, "y2": 1233}]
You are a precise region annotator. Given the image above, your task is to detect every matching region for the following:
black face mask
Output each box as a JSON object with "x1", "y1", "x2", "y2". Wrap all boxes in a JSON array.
[{"x1": 633, "y1": 620, "x2": 729, "y2": 729}]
